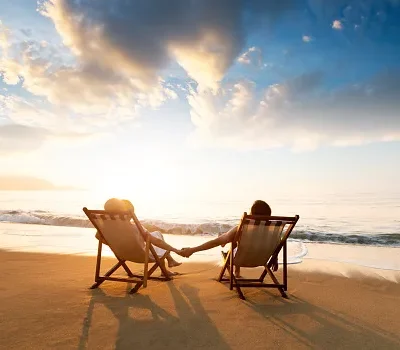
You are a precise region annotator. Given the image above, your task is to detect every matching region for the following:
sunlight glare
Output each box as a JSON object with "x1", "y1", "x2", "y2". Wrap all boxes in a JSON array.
[{"x1": 90, "y1": 162, "x2": 188, "y2": 207}]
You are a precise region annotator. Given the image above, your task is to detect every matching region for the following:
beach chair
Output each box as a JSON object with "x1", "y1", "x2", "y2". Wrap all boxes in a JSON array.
[
  {"x1": 83, "y1": 207, "x2": 171, "y2": 294},
  {"x1": 217, "y1": 213, "x2": 300, "y2": 300}
]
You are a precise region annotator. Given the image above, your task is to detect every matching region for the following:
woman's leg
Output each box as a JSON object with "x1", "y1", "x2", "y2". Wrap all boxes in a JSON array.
[
  {"x1": 234, "y1": 266, "x2": 241, "y2": 278},
  {"x1": 159, "y1": 258, "x2": 178, "y2": 277},
  {"x1": 149, "y1": 231, "x2": 181, "y2": 268}
]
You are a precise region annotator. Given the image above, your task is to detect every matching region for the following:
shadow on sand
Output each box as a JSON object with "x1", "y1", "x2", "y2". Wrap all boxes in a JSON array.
[
  {"x1": 78, "y1": 280, "x2": 400, "y2": 350},
  {"x1": 78, "y1": 282, "x2": 230, "y2": 350},
  {"x1": 246, "y1": 291, "x2": 400, "y2": 349}
]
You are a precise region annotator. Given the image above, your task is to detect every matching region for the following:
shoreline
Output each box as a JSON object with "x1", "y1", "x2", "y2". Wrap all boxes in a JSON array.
[
  {"x1": 1, "y1": 249, "x2": 399, "y2": 349},
  {"x1": 1, "y1": 222, "x2": 400, "y2": 273},
  {"x1": 1, "y1": 215, "x2": 399, "y2": 247}
]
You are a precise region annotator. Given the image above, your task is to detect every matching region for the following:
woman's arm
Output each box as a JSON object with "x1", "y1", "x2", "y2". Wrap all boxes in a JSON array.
[
  {"x1": 135, "y1": 221, "x2": 180, "y2": 254},
  {"x1": 148, "y1": 234, "x2": 179, "y2": 254}
]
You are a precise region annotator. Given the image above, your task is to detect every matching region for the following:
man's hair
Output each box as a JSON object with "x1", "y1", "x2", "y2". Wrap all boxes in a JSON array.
[{"x1": 250, "y1": 200, "x2": 271, "y2": 216}]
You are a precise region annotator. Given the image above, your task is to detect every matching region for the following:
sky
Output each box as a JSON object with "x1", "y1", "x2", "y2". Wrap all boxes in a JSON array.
[{"x1": 0, "y1": 0, "x2": 400, "y2": 203}]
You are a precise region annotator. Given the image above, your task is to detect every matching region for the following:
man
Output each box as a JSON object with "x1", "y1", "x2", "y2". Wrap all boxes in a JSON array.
[{"x1": 179, "y1": 200, "x2": 272, "y2": 277}]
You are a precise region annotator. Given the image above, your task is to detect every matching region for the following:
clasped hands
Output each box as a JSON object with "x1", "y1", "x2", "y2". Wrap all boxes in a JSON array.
[{"x1": 176, "y1": 247, "x2": 195, "y2": 258}]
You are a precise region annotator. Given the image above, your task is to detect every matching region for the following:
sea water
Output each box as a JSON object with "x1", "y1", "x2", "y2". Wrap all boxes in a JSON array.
[{"x1": 0, "y1": 190, "x2": 399, "y2": 270}]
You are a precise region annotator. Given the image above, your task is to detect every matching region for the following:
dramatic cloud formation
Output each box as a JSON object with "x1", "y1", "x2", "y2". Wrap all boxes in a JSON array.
[
  {"x1": 39, "y1": 0, "x2": 293, "y2": 89},
  {"x1": 0, "y1": 34, "x2": 177, "y2": 117},
  {"x1": 0, "y1": 0, "x2": 299, "y2": 155},
  {"x1": 189, "y1": 70, "x2": 400, "y2": 151},
  {"x1": 39, "y1": 0, "x2": 243, "y2": 89},
  {"x1": 1, "y1": 0, "x2": 399, "y2": 155},
  {"x1": 0, "y1": 0, "x2": 294, "y2": 135}
]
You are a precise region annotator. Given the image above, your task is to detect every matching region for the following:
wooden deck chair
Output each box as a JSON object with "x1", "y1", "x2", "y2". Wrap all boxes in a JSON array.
[
  {"x1": 83, "y1": 207, "x2": 172, "y2": 294},
  {"x1": 217, "y1": 213, "x2": 300, "y2": 300}
]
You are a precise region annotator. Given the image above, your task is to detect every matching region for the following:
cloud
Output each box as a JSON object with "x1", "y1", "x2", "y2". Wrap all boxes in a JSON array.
[
  {"x1": 237, "y1": 46, "x2": 263, "y2": 66},
  {"x1": 0, "y1": 0, "x2": 300, "y2": 133},
  {"x1": 0, "y1": 35, "x2": 177, "y2": 116},
  {"x1": 0, "y1": 93, "x2": 99, "y2": 135},
  {"x1": 38, "y1": 0, "x2": 294, "y2": 89},
  {"x1": 20, "y1": 29, "x2": 33, "y2": 37},
  {"x1": 39, "y1": 0, "x2": 243, "y2": 89},
  {"x1": 0, "y1": 124, "x2": 49, "y2": 154},
  {"x1": 189, "y1": 70, "x2": 400, "y2": 151},
  {"x1": 0, "y1": 120, "x2": 95, "y2": 155},
  {"x1": 0, "y1": 0, "x2": 297, "y2": 137},
  {"x1": 332, "y1": 20, "x2": 343, "y2": 30},
  {"x1": 0, "y1": 92, "x2": 96, "y2": 155},
  {"x1": 302, "y1": 35, "x2": 313, "y2": 42}
]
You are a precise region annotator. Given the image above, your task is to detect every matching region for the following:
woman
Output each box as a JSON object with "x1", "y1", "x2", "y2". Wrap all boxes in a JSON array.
[
  {"x1": 102, "y1": 198, "x2": 182, "y2": 277},
  {"x1": 179, "y1": 200, "x2": 272, "y2": 277}
]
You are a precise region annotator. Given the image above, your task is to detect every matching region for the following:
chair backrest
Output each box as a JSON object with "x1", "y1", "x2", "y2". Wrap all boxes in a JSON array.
[
  {"x1": 233, "y1": 214, "x2": 299, "y2": 268},
  {"x1": 83, "y1": 208, "x2": 151, "y2": 263}
]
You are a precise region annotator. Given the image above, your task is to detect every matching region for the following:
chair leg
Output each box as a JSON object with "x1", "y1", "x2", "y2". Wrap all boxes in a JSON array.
[
  {"x1": 130, "y1": 251, "x2": 169, "y2": 294},
  {"x1": 90, "y1": 280, "x2": 104, "y2": 289},
  {"x1": 232, "y1": 275, "x2": 245, "y2": 300},
  {"x1": 91, "y1": 241, "x2": 103, "y2": 288},
  {"x1": 229, "y1": 249, "x2": 234, "y2": 291},
  {"x1": 217, "y1": 251, "x2": 230, "y2": 282},
  {"x1": 129, "y1": 282, "x2": 144, "y2": 294},
  {"x1": 266, "y1": 267, "x2": 288, "y2": 298},
  {"x1": 283, "y1": 242, "x2": 288, "y2": 291},
  {"x1": 150, "y1": 249, "x2": 171, "y2": 281},
  {"x1": 146, "y1": 262, "x2": 161, "y2": 279},
  {"x1": 143, "y1": 234, "x2": 151, "y2": 288},
  {"x1": 220, "y1": 256, "x2": 245, "y2": 300},
  {"x1": 121, "y1": 261, "x2": 134, "y2": 278},
  {"x1": 259, "y1": 268, "x2": 267, "y2": 282},
  {"x1": 90, "y1": 261, "x2": 123, "y2": 289}
]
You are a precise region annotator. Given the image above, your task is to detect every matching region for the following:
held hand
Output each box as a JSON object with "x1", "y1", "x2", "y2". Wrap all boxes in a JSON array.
[{"x1": 178, "y1": 247, "x2": 194, "y2": 258}]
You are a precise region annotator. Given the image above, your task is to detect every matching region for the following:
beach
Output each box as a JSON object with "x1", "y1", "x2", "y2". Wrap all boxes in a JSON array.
[
  {"x1": 1, "y1": 197, "x2": 400, "y2": 349},
  {"x1": 1, "y1": 248, "x2": 400, "y2": 350},
  {"x1": 2, "y1": 0, "x2": 400, "y2": 348}
]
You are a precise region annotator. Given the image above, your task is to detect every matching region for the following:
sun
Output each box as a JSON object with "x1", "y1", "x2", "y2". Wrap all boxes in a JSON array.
[{"x1": 89, "y1": 163, "x2": 187, "y2": 207}]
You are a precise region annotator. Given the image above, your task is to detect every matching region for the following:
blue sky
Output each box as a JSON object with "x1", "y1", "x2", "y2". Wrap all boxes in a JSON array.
[{"x1": 0, "y1": 0, "x2": 399, "y2": 201}]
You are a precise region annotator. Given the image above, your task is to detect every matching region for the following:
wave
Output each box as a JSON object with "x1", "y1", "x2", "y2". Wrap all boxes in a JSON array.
[
  {"x1": 0, "y1": 210, "x2": 399, "y2": 247},
  {"x1": 0, "y1": 210, "x2": 93, "y2": 228},
  {"x1": 0, "y1": 210, "x2": 234, "y2": 233},
  {"x1": 291, "y1": 230, "x2": 400, "y2": 247}
]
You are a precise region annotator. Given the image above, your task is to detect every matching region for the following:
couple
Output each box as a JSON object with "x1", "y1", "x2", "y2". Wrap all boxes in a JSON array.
[{"x1": 102, "y1": 198, "x2": 271, "y2": 277}]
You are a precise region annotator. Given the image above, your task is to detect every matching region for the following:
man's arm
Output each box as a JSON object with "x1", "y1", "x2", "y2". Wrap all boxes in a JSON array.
[{"x1": 179, "y1": 226, "x2": 237, "y2": 257}]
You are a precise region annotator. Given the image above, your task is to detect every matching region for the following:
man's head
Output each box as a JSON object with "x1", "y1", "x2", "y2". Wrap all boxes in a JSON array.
[
  {"x1": 250, "y1": 200, "x2": 271, "y2": 216},
  {"x1": 104, "y1": 198, "x2": 135, "y2": 212}
]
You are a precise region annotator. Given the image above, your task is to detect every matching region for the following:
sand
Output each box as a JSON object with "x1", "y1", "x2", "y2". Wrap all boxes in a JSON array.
[{"x1": 1, "y1": 250, "x2": 400, "y2": 350}]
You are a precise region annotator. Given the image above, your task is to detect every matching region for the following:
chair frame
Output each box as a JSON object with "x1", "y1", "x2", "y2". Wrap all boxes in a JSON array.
[
  {"x1": 83, "y1": 207, "x2": 172, "y2": 294},
  {"x1": 217, "y1": 213, "x2": 300, "y2": 300}
]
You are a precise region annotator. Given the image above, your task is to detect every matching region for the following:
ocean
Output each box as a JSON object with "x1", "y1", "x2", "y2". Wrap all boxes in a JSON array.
[
  {"x1": 1, "y1": 190, "x2": 399, "y2": 271},
  {"x1": 1, "y1": 190, "x2": 399, "y2": 246}
]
